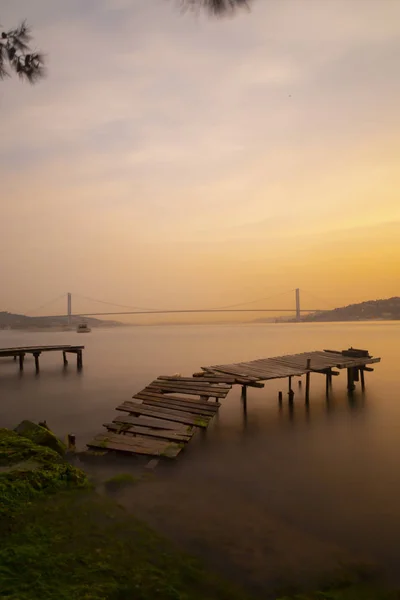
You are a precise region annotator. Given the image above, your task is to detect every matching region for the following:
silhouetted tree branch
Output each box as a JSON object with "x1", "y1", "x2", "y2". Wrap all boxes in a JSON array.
[{"x1": 0, "y1": 21, "x2": 45, "y2": 84}]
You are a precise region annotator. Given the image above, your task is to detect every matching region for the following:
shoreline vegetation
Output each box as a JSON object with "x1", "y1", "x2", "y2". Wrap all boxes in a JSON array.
[{"x1": 1, "y1": 423, "x2": 399, "y2": 600}]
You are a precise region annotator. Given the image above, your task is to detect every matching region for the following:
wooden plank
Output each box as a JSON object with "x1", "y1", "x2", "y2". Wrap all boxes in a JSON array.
[
  {"x1": 191, "y1": 373, "x2": 236, "y2": 383},
  {"x1": 146, "y1": 384, "x2": 228, "y2": 398},
  {"x1": 113, "y1": 414, "x2": 190, "y2": 432},
  {"x1": 152, "y1": 379, "x2": 231, "y2": 392},
  {"x1": 116, "y1": 402, "x2": 210, "y2": 427},
  {"x1": 141, "y1": 397, "x2": 218, "y2": 417},
  {"x1": 205, "y1": 365, "x2": 261, "y2": 380},
  {"x1": 103, "y1": 422, "x2": 192, "y2": 442},
  {"x1": 87, "y1": 432, "x2": 181, "y2": 458},
  {"x1": 158, "y1": 375, "x2": 233, "y2": 385},
  {"x1": 201, "y1": 368, "x2": 265, "y2": 387},
  {"x1": 123, "y1": 399, "x2": 212, "y2": 420},
  {"x1": 135, "y1": 390, "x2": 220, "y2": 409}
]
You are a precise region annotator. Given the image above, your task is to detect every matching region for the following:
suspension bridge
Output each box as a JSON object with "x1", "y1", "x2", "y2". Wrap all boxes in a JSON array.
[{"x1": 25, "y1": 288, "x2": 332, "y2": 323}]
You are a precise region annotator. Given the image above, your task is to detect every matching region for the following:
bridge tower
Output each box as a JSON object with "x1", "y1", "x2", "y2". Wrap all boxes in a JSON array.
[
  {"x1": 67, "y1": 292, "x2": 72, "y2": 327},
  {"x1": 295, "y1": 288, "x2": 301, "y2": 321}
]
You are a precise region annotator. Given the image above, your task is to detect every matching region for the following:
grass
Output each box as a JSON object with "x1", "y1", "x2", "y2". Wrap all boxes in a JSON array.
[
  {"x1": 0, "y1": 428, "x2": 249, "y2": 600},
  {"x1": 0, "y1": 489, "x2": 250, "y2": 600},
  {"x1": 1, "y1": 427, "x2": 399, "y2": 600}
]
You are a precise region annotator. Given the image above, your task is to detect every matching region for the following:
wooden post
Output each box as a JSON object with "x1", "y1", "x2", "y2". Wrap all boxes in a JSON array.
[
  {"x1": 13, "y1": 355, "x2": 17, "y2": 362},
  {"x1": 241, "y1": 386, "x2": 247, "y2": 417},
  {"x1": 328, "y1": 369, "x2": 333, "y2": 388},
  {"x1": 305, "y1": 359, "x2": 311, "y2": 403},
  {"x1": 278, "y1": 391, "x2": 283, "y2": 404},
  {"x1": 288, "y1": 377, "x2": 294, "y2": 405},
  {"x1": 67, "y1": 433, "x2": 76, "y2": 450},
  {"x1": 19, "y1": 353, "x2": 25, "y2": 371},
  {"x1": 353, "y1": 368, "x2": 359, "y2": 383},
  {"x1": 298, "y1": 379, "x2": 302, "y2": 388},
  {"x1": 77, "y1": 350, "x2": 83, "y2": 369},
  {"x1": 62, "y1": 351, "x2": 68, "y2": 366},
  {"x1": 34, "y1": 353, "x2": 40, "y2": 373},
  {"x1": 325, "y1": 373, "x2": 329, "y2": 398},
  {"x1": 360, "y1": 368, "x2": 365, "y2": 390},
  {"x1": 347, "y1": 368, "x2": 355, "y2": 391}
]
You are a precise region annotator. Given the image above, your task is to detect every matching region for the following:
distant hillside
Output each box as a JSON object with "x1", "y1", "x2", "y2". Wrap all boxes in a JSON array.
[
  {"x1": 0, "y1": 312, "x2": 123, "y2": 330},
  {"x1": 302, "y1": 297, "x2": 400, "y2": 322}
]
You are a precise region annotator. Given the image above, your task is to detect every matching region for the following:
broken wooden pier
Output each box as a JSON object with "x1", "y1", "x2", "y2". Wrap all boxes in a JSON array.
[
  {"x1": 0, "y1": 345, "x2": 84, "y2": 372},
  {"x1": 87, "y1": 347, "x2": 380, "y2": 460},
  {"x1": 202, "y1": 347, "x2": 380, "y2": 404},
  {"x1": 87, "y1": 374, "x2": 233, "y2": 458}
]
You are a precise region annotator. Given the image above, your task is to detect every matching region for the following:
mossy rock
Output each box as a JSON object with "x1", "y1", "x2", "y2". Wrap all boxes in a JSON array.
[
  {"x1": 14, "y1": 420, "x2": 66, "y2": 456},
  {"x1": 0, "y1": 428, "x2": 88, "y2": 527}
]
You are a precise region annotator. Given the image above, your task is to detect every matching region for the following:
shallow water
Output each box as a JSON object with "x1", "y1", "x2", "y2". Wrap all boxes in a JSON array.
[{"x1": 1, "y1": 322, "x2": 399, "y2": 591}]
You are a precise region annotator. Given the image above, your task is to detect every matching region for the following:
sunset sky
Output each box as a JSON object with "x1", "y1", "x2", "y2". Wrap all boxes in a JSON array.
[{"x1": 1, "y1": 0, "x2": 399, "y2": 321}]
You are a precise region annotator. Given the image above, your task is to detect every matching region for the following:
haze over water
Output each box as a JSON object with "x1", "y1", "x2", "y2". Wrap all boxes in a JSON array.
[{"x1": 1, "y1": 322, "x2": 400, "y2": 591}]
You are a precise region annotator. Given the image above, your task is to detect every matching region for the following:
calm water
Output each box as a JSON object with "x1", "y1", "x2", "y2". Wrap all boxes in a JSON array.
[{"x1": 1, "y1": 322, "x2": 400, "y2": 592}]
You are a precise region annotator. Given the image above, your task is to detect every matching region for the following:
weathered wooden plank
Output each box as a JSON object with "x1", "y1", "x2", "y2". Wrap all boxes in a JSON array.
[
  {"x1": 116, "y1": 402, "x2": 210, "y2": 427},
  {"x1": 123, "y1": 400, "x2": 212, "y2": 420},
  {"x1": 87, "y1": 432, "x2": 181, "y2": 458},
  {"x1": 135, "y1": 390, "x2": 220, "y2": 408},
  {"x1": 191, "y1": 373, "x2": 236, "y2": 383},
  {"x1": 146, "y1": 384, "x2": 228, "y2": 398},
  {"x1": 141, "y1": 397, "x2": 217, "y2": 417},
  {"x1": 135, "y1": 392, "x2": 219, "y2": 412},
  {"x1": 152, "y1": 379, "x2": 231, "y2": 392},
  {"x1": 103, "y1": 422, "x2": 192, "y2": 442},
  {"x1": 112, "y1": 414, "x2": 190, "y2": 432},
  {"x1": 204, "y1": 364, "x2": 260, "y2": 380},
  {"x1": 158, "y1": 375, "x2": 233, "y2": 385},
  {"x1": 201, "y1": 368, "x2": 265, "y2": 387}
]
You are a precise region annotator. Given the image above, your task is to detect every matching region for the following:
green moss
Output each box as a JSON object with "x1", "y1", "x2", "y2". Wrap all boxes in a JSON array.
[
  {"x1": 14, "y1": 420, "x2": 66, "y2": 456},
  {"x1": 0, "y1": 428, "x2": 88, "y2": 528}
]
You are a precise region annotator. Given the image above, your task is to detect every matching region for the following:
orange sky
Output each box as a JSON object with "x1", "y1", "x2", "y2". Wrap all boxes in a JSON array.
[{"x1": 1, "y1": 0, "x2": 399, "y2": 321}]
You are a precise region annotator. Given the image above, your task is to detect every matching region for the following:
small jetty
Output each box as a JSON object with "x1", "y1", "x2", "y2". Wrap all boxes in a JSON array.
[
  {"x1": 0, "y1": 345, "x2": 84, "y2": 372},
  {"x1": 87, "y1": 347, "x2": 380, "y2": 460},
  {"x1": 87, "y1": 375, "x2": 233, "y2": 458}
]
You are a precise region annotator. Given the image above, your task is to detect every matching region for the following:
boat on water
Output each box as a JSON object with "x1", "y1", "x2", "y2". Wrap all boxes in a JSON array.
[{"x1": 76, "y1": 323, "x2": 91, "y2": 333}]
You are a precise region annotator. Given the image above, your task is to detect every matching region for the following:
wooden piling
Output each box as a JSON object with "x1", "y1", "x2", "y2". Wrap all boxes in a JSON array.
[
  {"x1": 288, "y1": 377, "x2": 294, "y2": 405},
  {"x1": 67, "y1": 433, "x2": 76, "y2": 450},
  {"x1": 63, "y1": 351, "x2": 68, "y2": 366},
  {"x1": 360, "y1": 368, "x2": 365, "y2": 390},
  {"x1": 278, "y1": 391, "x2": 283, "y2": 405},
  {"x1": 19, "y1": 353, "x2": 25, "y2": 371},
  {"x1": 298, "y1": 379, "x2": 302, "y2": 388},
  {"x1": 305, "y1": 358, "x2": 311, "y2": 403},
  {"x1": 77, "y1": 350, "x2": 83, "y2": 369},
  {"x1": 347, "y1": 367, "x2": 355, "y2": 391},
  {"x1": 34, "y1": 353, "x2": 40, "y2": 373}
]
